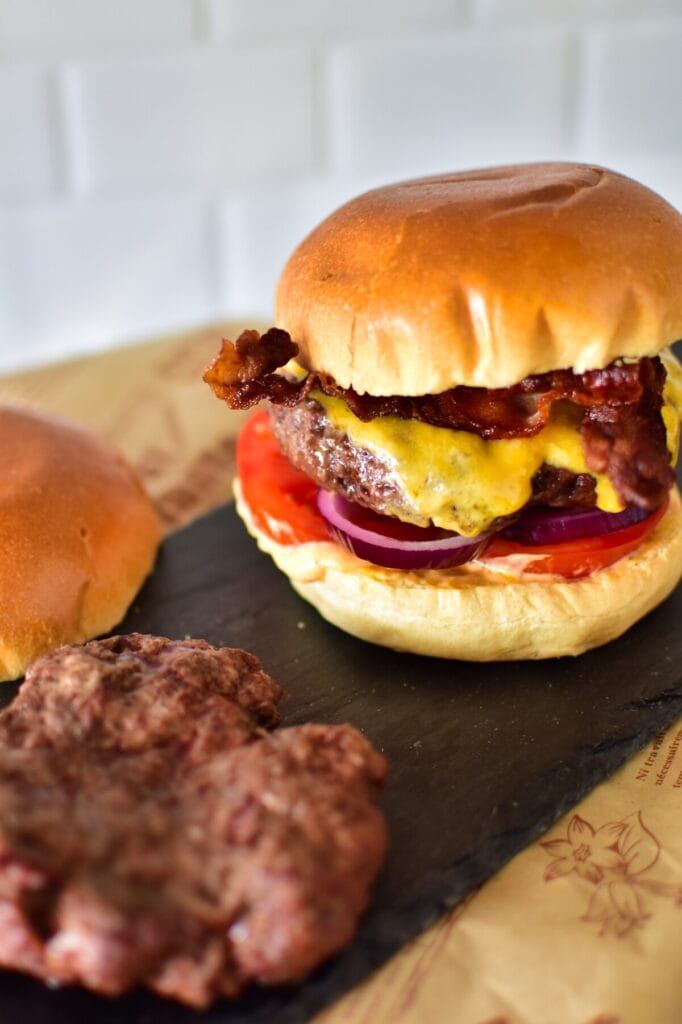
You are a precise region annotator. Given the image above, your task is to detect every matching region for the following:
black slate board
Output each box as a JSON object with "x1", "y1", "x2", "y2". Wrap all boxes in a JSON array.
[{"x1": 0, "y1": 503, "x2": 681, "y2": 1024}]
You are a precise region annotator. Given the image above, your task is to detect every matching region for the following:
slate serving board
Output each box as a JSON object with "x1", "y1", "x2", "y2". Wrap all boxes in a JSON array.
[{"x1": 0, "y1": 502, "x2": 681, "y2": 1024}]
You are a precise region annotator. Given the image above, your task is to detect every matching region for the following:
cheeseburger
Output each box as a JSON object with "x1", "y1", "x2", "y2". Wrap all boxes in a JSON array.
[{"x1": 205, "y1": 163, "x2": 682, "y2": 660}]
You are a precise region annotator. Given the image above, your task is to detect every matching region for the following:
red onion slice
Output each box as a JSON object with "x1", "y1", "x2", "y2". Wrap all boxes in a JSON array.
[
  {"x1": 501, "y1": 503, "x2": 651, "y2": 546},
  {"x1": 317, "y1": 490, "x2": 491, "y2": 570}
]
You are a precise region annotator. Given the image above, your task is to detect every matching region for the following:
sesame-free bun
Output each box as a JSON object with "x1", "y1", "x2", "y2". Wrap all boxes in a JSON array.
[
  {"x1": 236, "y1": 482, "x2": 682, "y2": 661},
  {"x1": 276, "y1": 163, "x2": 682, "y2": 396},
  {"x1": 0, "y1": 406, "x2": 160, "y2": 681}
]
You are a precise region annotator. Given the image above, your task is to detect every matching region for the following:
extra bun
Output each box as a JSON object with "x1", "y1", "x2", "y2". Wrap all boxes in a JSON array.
[
  {"x1": 236, "y1": 484, "x2": 682, "y2": 661},
  {"x1": 276, "y1": 163, "x2": 682, "y2": 395},
  {"x1": 0, "y1": 406, "x2": 160, "y2": 681}
]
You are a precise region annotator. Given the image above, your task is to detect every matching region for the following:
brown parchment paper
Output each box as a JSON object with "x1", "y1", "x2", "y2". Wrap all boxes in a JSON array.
[
  {"x1": 0, "y1": 324, "x2": 249, "y2": 536},
  {"x1": 315, "y1": 720, "x2": 682, "y2": 1024},
  {"x1": 2, "y1": 323, "x2": 680, "y2": 1024}
]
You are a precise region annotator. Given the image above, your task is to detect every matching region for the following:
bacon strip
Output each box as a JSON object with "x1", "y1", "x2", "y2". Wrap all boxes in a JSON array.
[
  {"x1": 205, "y1": 329, "x2": 652, "y2": 436},
  {"x1": 203, "y1": 328, "x2": 304, "y2": 407},
  {"x1": 582, "y1": 357, "x2": 674, "y2": 508},
  {"x1": 204, "y1": 329, "x2": 674, "y2": 509}
]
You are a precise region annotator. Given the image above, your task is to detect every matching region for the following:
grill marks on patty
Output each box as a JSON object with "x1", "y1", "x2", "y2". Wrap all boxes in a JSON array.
[{"x1": 0, "y1": 634, "x2": 388, "y2": 1007}]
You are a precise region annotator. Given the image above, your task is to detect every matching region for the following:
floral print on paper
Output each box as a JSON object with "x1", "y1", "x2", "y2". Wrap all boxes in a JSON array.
[{"x1": 541, "y1": 811, "x2": 682, "y2": 937}]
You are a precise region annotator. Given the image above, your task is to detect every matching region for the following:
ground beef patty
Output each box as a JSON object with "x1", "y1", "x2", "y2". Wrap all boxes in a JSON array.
[
  {"x1": 269, "y1": 398, "x2": 597, "y2": 528},
  {"x1": 0, "y1": 634, "x2": 387, "y2": 1008}
]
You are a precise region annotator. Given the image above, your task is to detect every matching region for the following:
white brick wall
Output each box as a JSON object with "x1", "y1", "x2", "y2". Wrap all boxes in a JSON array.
[
  {"x1": 0, "y1": 198, "x2": 212, "y2": 367},
  {"x1": 0, "y1": 64, "x2": 59, "y2": 198},
  {"x1": 582, "y1": 19, "x2": 682, "y2": 156},
  {"x1": 326, "y1": 29, "x2": 572, "y2": 177},
  {"x1": 202, "y1": 0, "x2": 466, "y2": 43},
  {"x1": 0, "y1": 0, "x2": 196, "y2": 54},
  {"x1": 473, "y1": 0, "x2": 682, "y2": 25},
  {"x1": 0, "y1": 0, "x2": 681, "y2": 372},
  {"x1": 63, "y1": 47, "x2": 315, "y2": 194}
]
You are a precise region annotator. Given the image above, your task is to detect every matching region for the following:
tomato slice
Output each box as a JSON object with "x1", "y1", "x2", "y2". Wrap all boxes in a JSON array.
[
  {"x1": 237, "y1": 410, "x2": 330, "y2": 545},
  {"x1": 481, "y1": 500, "x2": 667, "y2": 579},
  {"x1": 238, "y1": 410, "x2": 667, "y2": 577}
]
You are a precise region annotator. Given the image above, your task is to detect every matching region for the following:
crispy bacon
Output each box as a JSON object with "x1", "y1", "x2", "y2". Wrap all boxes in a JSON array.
[
  {"x1": 203, "y1": 328, "x2": 304, "y2": 407},
  {"x1": 205, "y1": 329, "x2": 655, "y2": 436},
  {"x1": 530, "y1": 466, "x2": 597, "y2": 508},
  {"x1": 204, "y1": 329, "x2": 675, "y2": 509},
  {"x1": 330, "y1": 361, "x2": 654, "y2": 440},
  {"x1": 582, "y1": 357, "x2": 674, "y2": 508}
]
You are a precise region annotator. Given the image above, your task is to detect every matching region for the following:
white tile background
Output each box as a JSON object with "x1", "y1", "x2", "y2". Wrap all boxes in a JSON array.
[{"x1": 0, "y1": 0, "x2": 681, "y2": 371}]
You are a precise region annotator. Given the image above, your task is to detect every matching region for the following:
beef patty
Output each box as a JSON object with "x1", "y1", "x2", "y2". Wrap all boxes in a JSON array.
[
  {"x1": 207, "y1": 329, "x2": 673, "y2": 510},
  {"x1": 0, "y1": 634, "x2": 387, "y2": 1007},
  {"x1": 269, "y1": 398, "x2": 597, "y2": 529}
]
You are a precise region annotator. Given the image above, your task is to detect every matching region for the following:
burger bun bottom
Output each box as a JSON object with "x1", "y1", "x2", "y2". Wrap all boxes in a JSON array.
[{"x1": 236, "y1": 483, "x2": 682, "y2": 661}]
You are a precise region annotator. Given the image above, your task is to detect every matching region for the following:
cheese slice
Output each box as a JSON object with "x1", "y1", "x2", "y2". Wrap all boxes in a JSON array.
[
  {"x1": 662, "y1": 348, "x2": 682, "y2": 463},
  {"x1": 313, "y1": 350, "x2": 682, "y2": 537}
]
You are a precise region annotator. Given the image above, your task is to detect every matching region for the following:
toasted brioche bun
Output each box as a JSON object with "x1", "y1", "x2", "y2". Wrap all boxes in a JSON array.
[
  {"x1": 236, "y1": 481, "x2": 682, "y2": 660},
  {"x1": 0, "y1": 406, "x2": 160, "y2": 681},
  {"x1": 276, "y1": 164, "x2": 682, "y2": 395}
]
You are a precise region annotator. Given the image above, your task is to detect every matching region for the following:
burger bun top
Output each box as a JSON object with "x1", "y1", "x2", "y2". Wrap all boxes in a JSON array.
[
  {"x1": 276, "y1": 163, "x2": 682, "y2": 395},
  {"x1": 0, "y1": 406, "x2": 160, "y2": 680}
]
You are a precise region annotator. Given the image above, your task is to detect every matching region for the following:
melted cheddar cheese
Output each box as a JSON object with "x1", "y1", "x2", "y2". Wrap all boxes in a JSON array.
[
  {"x1": 662, "y1": 348, "x2": 682, "y2": 463},
  {"x1": 313, "y1": 350, "x2": 682, "y2": 537}
]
